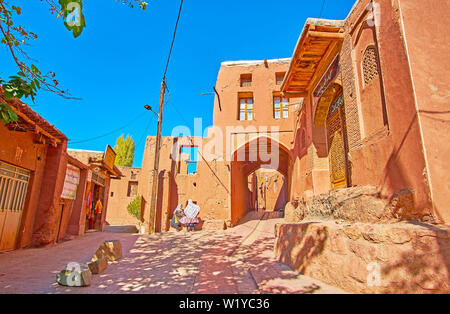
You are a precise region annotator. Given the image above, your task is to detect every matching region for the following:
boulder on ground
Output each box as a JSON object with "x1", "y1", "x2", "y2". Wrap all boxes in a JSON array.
[
  {"x1": 284, "y1": 201, "x2": 305, "y2": 223},
  {"x1": 93, "y1": 240, "x2": 123, "y2": 262},
  {"x1": 88, "y1": 257, "x2": 108, "y2": 275},
  {"x1": 56, "y1": 268, "x2": 92, "y2": 287}
]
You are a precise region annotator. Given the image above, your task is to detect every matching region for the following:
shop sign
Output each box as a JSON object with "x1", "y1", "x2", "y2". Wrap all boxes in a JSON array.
[
  {"x1": 104, "y1": 145, "x2": 116, "y2": 172},
  {"x1": 61, "y1": 164, "x2": 81, "y2": 200}
]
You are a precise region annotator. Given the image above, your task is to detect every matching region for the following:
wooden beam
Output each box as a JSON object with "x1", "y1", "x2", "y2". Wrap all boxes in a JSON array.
[
  {"x1": 281, "y1": 91, "x2": 308, "y2": 98},
  {"x1": 307, "y1": 41, "x2": 342, "y2": 92},
  {"x1": 308, "y1": 31, "x2": 345, "y2": 40}
]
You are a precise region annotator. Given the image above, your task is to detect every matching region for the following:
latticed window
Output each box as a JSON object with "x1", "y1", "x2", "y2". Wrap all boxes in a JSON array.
[
  {"x1": 362, "y1": 46, "x2": 379, "y2": 86},
  {"x1": 274, "y1": 96, "x2": 289, "y2": 119},
  {"x1": 239, "y1": 97, "x2": 254, "y2": 121}
]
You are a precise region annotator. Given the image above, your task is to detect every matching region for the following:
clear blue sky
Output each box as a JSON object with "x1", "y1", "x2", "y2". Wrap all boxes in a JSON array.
[{"x1": 0, "y1": 0, "x2": 355, "y2": 167}]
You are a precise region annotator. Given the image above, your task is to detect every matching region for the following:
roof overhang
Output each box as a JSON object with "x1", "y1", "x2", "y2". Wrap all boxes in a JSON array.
[
  {"x1": 1, "y1": 89, "x2": 67, "y2": 144},
  {"x1": 281, "y1": 18, "x2": 345, "y2": 96}
]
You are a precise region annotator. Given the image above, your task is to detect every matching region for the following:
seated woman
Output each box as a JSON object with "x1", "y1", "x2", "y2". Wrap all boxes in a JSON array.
[
  {"x1": 180, "y1": 200, "x2": 200, "y2": 232},
  {"x1": 170, "y1": 204, "x2": 185, "y2": 232}
]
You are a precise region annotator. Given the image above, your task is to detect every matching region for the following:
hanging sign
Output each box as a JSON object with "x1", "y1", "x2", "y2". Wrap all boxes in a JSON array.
[
  {"x1": 103, "y1": 145, "x2": 116, "y2": 172},
  {"x1": 61, "y1": 164, "x2": 81, "y2": 200}
]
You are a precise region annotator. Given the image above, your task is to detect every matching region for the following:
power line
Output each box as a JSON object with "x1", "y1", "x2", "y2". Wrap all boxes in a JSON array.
[
  {"x1": 163, "y1": 0, "x2": 184, "y2": 80},
  {"x1": 165, "y1": 84, "x2": 230, "y2": 195},
  {"x1": 69, "y1": 112, "x2": 146, "y2": 145},
  {"x1": 319, "y1": 0, "x2": 326, "y2": 18},
  {"x1": 136, "y1": 114, "x2": 155, "y2": 148}
]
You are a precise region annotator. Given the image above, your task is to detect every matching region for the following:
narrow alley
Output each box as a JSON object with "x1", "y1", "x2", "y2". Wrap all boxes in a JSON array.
[{"x1": 0, "y1": 212, "x2": 344, "y2": 294}]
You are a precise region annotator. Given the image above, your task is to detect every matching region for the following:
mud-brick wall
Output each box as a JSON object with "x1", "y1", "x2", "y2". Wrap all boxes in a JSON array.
[
  {"x1": 275, "y1": 221, "x2": 450, "y2": 294},
  {"x1": 339, "y1": 0, "x2": 433, "y2": 221}
]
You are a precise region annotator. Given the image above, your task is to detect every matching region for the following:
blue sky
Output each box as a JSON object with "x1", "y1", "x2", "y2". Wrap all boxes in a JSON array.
[{"x1": 0, "y1": 0, "x2": 355, "y2": 167}]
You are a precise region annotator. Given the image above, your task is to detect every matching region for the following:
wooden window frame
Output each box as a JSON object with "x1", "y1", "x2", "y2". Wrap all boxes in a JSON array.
[
  {"x1": 239, "y1": 97, "x2": 254, "y2": 121},
  {"x1": 273, "y1": 96, "x2": 289, "y2": 119}
]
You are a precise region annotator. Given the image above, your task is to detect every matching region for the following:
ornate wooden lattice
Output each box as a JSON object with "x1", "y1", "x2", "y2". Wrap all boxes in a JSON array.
[
  {"x1": 327, "y1": 111, "x2": 347, "y2": 189},
  {"x1": 362, "y1": 46, "x2": 379, "y2": 86},
  {"x1": 328, "y1": 94, "x2": 345, "y2": 118}
]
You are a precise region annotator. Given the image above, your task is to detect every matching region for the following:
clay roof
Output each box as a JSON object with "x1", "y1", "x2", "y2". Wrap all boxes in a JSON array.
[
  {"x1": 0, "y1": 89, "x2": 67, "y2": 143},
  {"x1": 281, "y1": 18, "x2": 345, "y2": 96}
]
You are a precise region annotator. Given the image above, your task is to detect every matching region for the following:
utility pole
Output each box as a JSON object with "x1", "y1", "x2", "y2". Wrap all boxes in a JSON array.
[
  {"x1": 146, "y1": 0, "x2": 183, "y2": 234},
  {"x1": 148, "y1": 77, "x2": 166, "y2": 234}
]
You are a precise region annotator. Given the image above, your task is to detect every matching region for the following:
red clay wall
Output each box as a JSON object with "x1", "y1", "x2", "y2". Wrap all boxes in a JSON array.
[
  {"x1": 31, "y1": 142, "x2": 68, "y2": 247},
  {"x1": 213, "y1": 60, "x2": 297, "y2": 155},
  {"x1": 0, "y1": 123, "x2": 48, "y2": 249},
  {"x1": 66, "y1": 167, "x2": 89, "y2": 236},
  {"x1": 397, "y1": 0, "x2": 450, "y2": 224},
  {"x1": 139, "y1": 136, "x2": 231, "y2": 230},
  {"x1": 340, "y1": 0, "x2": 433, "y2": 220}
]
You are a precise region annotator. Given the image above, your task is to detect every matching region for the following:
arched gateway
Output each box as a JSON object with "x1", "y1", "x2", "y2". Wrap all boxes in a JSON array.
[{"x1": 230, "y1": 136, "x2": 291, "y2": 225}]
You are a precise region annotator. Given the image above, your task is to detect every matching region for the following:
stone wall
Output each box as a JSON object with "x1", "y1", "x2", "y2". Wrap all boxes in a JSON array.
[{"x1": 275, "y1": 221, "x2": 450, "y2": 294}]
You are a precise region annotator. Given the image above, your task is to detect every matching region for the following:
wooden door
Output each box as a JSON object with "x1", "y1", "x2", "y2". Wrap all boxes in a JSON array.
[
  {"x1": 326, "y1": 95, "x2": 349, "y2": 189},
  {"x1": 0, "y1": 162, "x2": 30, "y2": 252}
]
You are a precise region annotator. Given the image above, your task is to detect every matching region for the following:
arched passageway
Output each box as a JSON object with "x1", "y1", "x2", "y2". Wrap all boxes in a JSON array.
[{"x1": 230, "y1": 137, "x2": 291, "y2": 226}]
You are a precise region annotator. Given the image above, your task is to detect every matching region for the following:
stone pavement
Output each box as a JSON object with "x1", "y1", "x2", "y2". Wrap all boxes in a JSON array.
[{"x1": 0, "y1": 212, "x2": 346, "y2": 294}]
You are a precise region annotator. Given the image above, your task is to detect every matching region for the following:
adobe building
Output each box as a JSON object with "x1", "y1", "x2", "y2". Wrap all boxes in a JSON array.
[
  {"x1": 0, "y1": 90, "x2": 69, "y2": 251},
  {"x1": 106, "y1": 167, "x2": 143, "y2": 226},
  {"x1": 281, "y1": 0, "x2": 450, "y2": 224},
  {"x1": 107, "y1": 59, "x2": 302, "y2": 232},
  {"x1": 274, "y1": 0, "x2": 450, "y2": 294},
  {"x1": 67, "y1": 148, "x2": 123, "y2": 233}
]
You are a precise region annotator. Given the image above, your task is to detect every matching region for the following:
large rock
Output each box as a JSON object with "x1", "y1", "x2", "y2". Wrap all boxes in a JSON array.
[
  {"x1": 57, "y1": 268, "x2": 92, "y2": 287},
  {"x1": 88, "y1": 257, "x2": 108, "y2": 275},
  {"x1": 284, "y1": 201, "x2": 305, "y2": 223},
  {"x1": 301, "y1": 185, "x2": 412, "y2": 223},
  {"x1": 93, "y1": 240, "x2": 123, "y2": 263}
]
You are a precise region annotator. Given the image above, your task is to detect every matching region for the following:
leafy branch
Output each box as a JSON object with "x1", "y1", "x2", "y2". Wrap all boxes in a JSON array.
[{"x1": 0, "y1": 0, "x2": 148, "y2": 125}]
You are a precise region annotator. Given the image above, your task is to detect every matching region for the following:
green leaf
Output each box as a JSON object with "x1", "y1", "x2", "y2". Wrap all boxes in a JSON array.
[
  {"x1": 0, "y1": 103, "x2": 18, "y2": 125},
  {"x1": 59, "y1": 0, "x2": 86, "y2": 38},
  {"x1": 30, "y1": 64, "x2": 39, "y2": 74}
]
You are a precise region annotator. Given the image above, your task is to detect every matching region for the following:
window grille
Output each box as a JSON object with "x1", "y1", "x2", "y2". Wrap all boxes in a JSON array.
[
  {"x1": 0, "y1": 162, "x2": 30, "y2": 212},
  {"x1": 363, "y1": 46, "x2": 379, "y2": 86}
]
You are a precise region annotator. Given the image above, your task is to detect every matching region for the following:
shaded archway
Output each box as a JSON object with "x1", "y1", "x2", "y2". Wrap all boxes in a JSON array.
[
  {"x1": 230, "y1": 137, "x2": 291, "y2": 226},
  {"x1": 314, "y1": 82, "x2": 351, "y2": 190}
]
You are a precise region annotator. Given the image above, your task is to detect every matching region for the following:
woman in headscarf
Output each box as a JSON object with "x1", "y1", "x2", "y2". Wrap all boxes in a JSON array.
[{"x1": 170, "y1": 204, "x2": 184, "y2": 232}]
